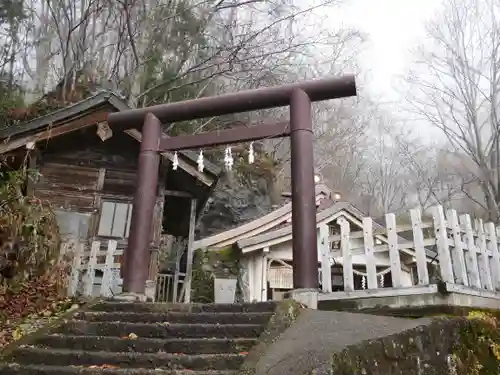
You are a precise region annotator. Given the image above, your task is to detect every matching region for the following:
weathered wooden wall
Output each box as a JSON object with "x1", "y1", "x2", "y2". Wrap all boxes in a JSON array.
[{"x1": 31, "y1": 128, "x2": 166, "y2": 280}]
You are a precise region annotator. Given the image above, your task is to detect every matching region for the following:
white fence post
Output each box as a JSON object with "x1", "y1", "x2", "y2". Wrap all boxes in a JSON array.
[
  {"x1": 319, "y1": 223, "x2": 332, "y2": 293},
  {"x1": 431, "y1": 205, "x2": 454, "y2": 284},
  {"x1": 446, "y1": 209, "x2": 468, "y2": 286},
  {"x1": 314, "y1": 203, "x2": 500, "y2": 300},
  {"x1": 83, "y1": 241, "x2": 99, "y2": 296},
  {"x1": 460, "y1": 214, "x2": 481, "y2": 289},
  {"x1": 100, "y1": 240, "x2": 117, "y2": 297},
  {"x1": 476, "y1": 219, "x2": 493, "y2": 290},
  {"x1": 409, "y1": 208, "x2": 429, "y2": 285},
  {"x1": 338, "y1": 217, "x2": 354, "y2": 292},
  {"x1": 385, "y1": 213, "x2": 402, "y2": 288},
  {"x1": 362, "y1": 217, "x2": 378, "y2": 289},
  {"x1": 67, "y1": 240, "x2": 84, "y2": 296},
  {"x1": 486, "y1": 222, "x2": 500, "y2": 290}
]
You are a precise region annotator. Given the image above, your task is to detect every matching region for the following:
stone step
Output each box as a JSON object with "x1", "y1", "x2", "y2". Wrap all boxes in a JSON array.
[
  {"x1": 0, "y1": 363, "x2": 238, "y2": 375},
  {"x1": 32, "y1": 335, "x2": 257, "y2": 354},
  {"x1": 10, "y1": 348, "x2": 245, "y2": 370},
  {"x1": 55, "y1": 320, "x2": 264, "y2": 339},
  {"x1": 74, "y1": 311, "x2": 273, "y2": 325},
  {"x1": 89, "y1": 301, "x2": 276, "y2": 314}
]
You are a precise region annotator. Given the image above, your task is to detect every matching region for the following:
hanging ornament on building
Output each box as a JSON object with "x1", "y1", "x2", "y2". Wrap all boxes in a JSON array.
[
  {"x1": 248, "y1": 142, "x2": 255, "y2": 164},
  {"x1": 361, "y1": 276, "x2": 367, "y2": 290},
  {"x1": 197, "y1": 150, "x2": 204, "y2": 172},
  {"x1": 224, "y1": 146, "x2": 233, "y2": 171},
  {"x1": 172, "y1": 152, "x2": 179, "y2": 170}
]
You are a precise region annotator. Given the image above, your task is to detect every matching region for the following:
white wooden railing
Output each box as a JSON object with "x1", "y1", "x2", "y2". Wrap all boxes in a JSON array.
[
  {"x1": 319, "y1": 205, "x2": 500, "y2": 298},
  {"x1": 64, "y1": 240, "x2": 173, "y2": 301},
  {"x1": 64, "y1": 240, "x2": 123, "y2": 297}
]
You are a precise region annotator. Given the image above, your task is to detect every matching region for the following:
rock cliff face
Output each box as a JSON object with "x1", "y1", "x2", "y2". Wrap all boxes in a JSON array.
[{"x1": 196, "y1": 172, "x2": 282, "y2": 239}]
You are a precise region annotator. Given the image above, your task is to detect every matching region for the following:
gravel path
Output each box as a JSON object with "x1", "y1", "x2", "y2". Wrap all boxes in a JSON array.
[{"x1": 254, "y1": 309, "x2": 431, "y2": 375}]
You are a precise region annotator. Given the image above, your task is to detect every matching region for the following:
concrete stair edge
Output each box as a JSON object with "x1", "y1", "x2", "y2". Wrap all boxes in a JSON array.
[
  {"x1": 31, "y1": 335, "x2": 258, "y2": 354},
  {"x1": 73, "y1": 311, "x2": 273, "y2": 325},
  {"x1": 0, "y1": 363, "x2": 239, "y2": 375},
  {"x1": 10, "y1": 347, "x2": 246, "y2": 370}
]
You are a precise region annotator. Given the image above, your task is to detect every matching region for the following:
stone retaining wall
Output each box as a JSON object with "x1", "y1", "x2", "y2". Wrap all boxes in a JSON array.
[{"x1": 325, "y1": 311, "x2": 500, "y2": 375}]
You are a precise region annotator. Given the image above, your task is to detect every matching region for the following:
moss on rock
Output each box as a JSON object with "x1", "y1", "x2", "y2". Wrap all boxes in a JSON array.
[
  {"x1": 190, "y1": 253, "x2": 214, "y2": 303},
  {"x1": 451, "y1": 311, "x2": 500, "y2": 375},
  {"x1": 324, "y1": 311, "x2": 500, "y2": 375},
  {"x1": 190, "y1": 245, "x2": 242, "y2": 303}
]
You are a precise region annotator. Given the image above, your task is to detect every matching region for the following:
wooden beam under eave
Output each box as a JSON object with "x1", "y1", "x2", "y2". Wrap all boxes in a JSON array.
[
  {"x1": 124, "y1": 128, "x2": 216, "y2": 187},
  {"x1": 0, "y1": 111, "x2": 109, "y2": 155},
  {"x1": 164, "y1": 189, "x2": 192, "y2": 198}
]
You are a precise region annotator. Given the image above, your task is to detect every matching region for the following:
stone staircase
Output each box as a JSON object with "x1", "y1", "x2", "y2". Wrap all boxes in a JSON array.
[{"x1": 0, "y1": 300, "x2": 277, "y2": 375}]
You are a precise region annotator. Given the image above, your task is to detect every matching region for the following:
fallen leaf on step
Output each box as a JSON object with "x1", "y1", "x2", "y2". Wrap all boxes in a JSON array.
[
  {"x1": 239, "y1": 352, "x2": 249, "y2": 355},
  {"x1": 12, "y1": 327, "x2": 23, "y2": 341},
  {"x1": 88, "y1": 364, "x2": 119, "y2": 369},
  {"x1": 127, "y1": 333, "x2": 138, "y2": 340}
]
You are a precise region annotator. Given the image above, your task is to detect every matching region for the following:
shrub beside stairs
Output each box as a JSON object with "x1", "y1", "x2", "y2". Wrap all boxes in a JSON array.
[{"x1": 0, "y1": 300, "x2": 279, "y2": 375}]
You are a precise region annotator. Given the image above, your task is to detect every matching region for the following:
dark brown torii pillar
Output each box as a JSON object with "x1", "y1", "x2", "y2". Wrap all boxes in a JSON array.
[{"x1": 107, "y1": 75, "x2": 356, "y2": 296}]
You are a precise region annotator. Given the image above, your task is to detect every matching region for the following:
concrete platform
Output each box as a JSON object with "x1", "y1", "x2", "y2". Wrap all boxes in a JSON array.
[{"x1": 252, "y1": 309, "x2": 431, "y2": 375}]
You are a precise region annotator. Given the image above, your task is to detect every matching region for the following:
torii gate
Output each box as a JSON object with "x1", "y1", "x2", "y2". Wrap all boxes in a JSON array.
[{"x1": 107, "y1": 75, "x2": 357, "y2": 301}]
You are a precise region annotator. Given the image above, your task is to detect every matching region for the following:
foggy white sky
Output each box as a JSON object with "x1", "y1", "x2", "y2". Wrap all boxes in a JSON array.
[{"x1": 326, "y1": 0, "x2": 441, "y2": 102}]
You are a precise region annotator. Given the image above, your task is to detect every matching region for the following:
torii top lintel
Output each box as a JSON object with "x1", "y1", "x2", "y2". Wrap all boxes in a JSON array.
[{"x1": 107, "y1": 75, "x2": 356, "y2": 128}]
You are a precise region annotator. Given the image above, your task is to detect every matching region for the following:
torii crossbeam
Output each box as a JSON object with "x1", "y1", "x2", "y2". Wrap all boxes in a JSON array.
[{"x1": 107, "y1": 75, "x2": 357, "y2": 299}]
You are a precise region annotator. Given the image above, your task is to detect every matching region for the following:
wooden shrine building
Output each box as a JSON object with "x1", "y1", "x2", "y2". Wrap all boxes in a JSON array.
[{"x1": 0, "y1": 89, "x2": 220, "y2": 293}]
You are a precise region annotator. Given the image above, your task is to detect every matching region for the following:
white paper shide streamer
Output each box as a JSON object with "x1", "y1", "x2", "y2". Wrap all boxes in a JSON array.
[
  {"x1": 197, "y1": 150, "x2": 204, "y2": 172},
  {"x1": 176, "y1": 143, "x2": 254, "y2": 173},
  {"x1": 224, "y1": 146, "x2": 233, "y2": 171},
  {"x1": 172, "y1": 152, "x2": 179, "y2": 170},
  {"x1": 248, "y1": 142, "x2": 254, "y2": 164}
]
